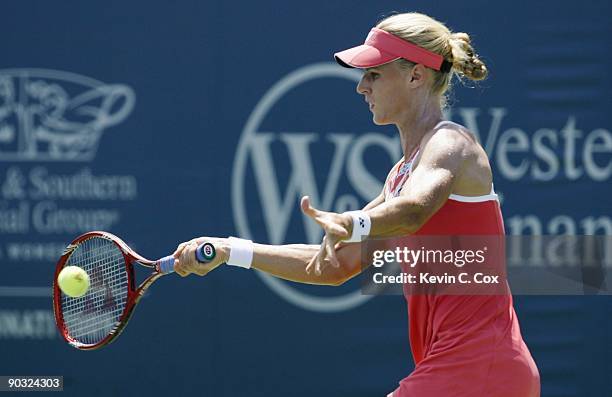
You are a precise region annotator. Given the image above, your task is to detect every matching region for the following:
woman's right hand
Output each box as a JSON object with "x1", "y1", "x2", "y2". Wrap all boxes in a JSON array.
[{"x1": 171, "y1": 237, "x2": 230, "y2": 277}]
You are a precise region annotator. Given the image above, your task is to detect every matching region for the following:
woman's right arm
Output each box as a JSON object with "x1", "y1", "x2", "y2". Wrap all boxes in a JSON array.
[
  {"x1": 173, "y1": 238, "x2": 361, "y2": 286},
  {"x1": 252, "y1": 190, "x2": 385, "y2": 285},
  {"x1": 174, "y1": 191, "x2": 386, "y2": 285},
  {"x1": 253, "y1": 190, "x2": 386, "y2": 285},
  {"x1": 250, "y1": 242, "x2": 361, "y2": 286}
]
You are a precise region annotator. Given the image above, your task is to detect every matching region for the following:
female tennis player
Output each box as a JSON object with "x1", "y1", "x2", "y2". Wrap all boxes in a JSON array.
[{"x1": 173, "y1": 12, "x2": 541, "y2": 397}]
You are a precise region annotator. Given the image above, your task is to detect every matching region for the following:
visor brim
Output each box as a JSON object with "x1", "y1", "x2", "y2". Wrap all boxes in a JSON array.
[{"x1": 334, "y1": 44, "x2": 399, "y2": 68}]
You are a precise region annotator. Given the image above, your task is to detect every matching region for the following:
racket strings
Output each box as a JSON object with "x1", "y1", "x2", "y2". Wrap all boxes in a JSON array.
[{"x1": 60, "y1": 237, "x2": 129, "y2": 345}]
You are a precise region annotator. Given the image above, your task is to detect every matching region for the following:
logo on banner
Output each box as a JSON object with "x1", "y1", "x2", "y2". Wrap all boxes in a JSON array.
[
  {"x1": 0, "y1": 68, "x2": 134, "y2": 161},
  {"x1": 233, "y1": 63, "x2": 402, "y2": 313},
  {"x1": 0, "y1": 69, "x2": 138, "y2": 276}
]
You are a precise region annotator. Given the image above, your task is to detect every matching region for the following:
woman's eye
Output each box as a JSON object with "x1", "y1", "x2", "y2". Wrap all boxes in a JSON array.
[{"x1": 370, "y1": 72, "x2": 380, "y2": 80}]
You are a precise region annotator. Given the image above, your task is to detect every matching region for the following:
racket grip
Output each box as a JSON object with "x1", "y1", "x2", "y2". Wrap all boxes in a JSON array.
[
  {"x1": 158, "y1": 255, "x2": 176, "y2": 274},
  {"x1": 158, "y1": 243, "x2": 216, "y2": 274}
]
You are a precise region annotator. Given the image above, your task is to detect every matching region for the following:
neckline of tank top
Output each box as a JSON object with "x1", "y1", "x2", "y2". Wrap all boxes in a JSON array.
[{"x1": 405, "y1": 120, "x2": 499, "y2": 203}]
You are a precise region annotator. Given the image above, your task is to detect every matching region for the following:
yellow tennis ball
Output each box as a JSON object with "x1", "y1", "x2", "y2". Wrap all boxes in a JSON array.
[{"x1": 57, "y1": 266, "x2": 90, "y2": 298}]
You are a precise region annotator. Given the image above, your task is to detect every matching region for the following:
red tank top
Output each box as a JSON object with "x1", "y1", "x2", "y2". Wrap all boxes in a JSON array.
[{"x1": 386, "y1": 121, "x2": 540, "y2": 397}]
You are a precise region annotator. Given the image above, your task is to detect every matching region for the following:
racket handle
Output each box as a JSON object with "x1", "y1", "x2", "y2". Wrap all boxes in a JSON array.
[
  {"x1": 158, "y1": 255, "x2": 176, "y2": 274},
  {"x1": 158, "y1": 242, "x2": 217, "y2": 274}
]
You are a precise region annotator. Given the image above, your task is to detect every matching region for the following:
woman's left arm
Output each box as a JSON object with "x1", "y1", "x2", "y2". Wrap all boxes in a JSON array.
[
  {"x1": 302, "y1": 128, "x2": 469, "y2": 274},
  {"x1": 366, "y1": 131, "x2": 465, "y2": 237}
]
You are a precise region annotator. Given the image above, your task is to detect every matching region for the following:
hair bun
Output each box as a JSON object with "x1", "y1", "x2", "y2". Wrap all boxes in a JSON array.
[
  {"x1": 450, "y1": 32, "x2": 471, "y2": 43},
  {"x1": 449, "y1": 32, "x2": 487, "y2": 81}
]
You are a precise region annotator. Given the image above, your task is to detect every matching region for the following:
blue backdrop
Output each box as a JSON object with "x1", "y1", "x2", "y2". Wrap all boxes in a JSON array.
[{"x1": 1, "y1": 1, "x2": 611, "y2": 396}]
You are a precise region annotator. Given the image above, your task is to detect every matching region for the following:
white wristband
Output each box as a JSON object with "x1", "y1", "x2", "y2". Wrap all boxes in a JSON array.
[
  {"x1": 343, "y1": 210, "x2": 371, "y2": 243},
  {"x1": 226, "y1": 237, "x2": 254, "y2": 269}
]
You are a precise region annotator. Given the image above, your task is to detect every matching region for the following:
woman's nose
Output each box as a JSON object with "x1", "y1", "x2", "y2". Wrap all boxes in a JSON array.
[{"x1": 356, "y1": 74, "x2": 370, "y2": 95}]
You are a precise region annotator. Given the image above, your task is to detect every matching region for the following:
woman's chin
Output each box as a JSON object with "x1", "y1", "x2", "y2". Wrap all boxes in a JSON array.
[{"x1": 372, "y1": 115, "x2": 391, "y2": 126}]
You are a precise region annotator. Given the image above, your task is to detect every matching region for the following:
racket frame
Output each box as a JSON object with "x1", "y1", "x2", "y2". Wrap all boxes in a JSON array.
[{"x1": 53, "y1": 231, "x2": 166, "y2": 350}]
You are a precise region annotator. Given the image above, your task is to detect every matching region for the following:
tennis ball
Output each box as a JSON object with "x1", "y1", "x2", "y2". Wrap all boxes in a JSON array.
[{"x1": 57, "y1": 266, "x2": 90, "y2": 298}]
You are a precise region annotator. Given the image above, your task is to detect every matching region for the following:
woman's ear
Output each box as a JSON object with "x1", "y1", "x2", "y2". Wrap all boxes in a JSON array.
[{"x1": 409, "y1": 64, "x2": 426, "y2": 86}]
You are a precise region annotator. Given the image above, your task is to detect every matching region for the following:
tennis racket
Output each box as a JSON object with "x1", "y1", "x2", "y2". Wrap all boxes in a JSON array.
[{"x1": 53, "y1": 231, "x2": 216, "y2": 350}]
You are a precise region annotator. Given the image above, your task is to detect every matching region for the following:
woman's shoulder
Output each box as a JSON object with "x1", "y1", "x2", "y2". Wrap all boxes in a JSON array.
[
  {"x1": 430, "y1": 120, "x2": 479, "y2": 143},
  {"x1": 433, "y1": 120, "x2": 467, "y2": 131},
  {"x1": 421, "y1": 120, "x2": 480, "y2": 153}
]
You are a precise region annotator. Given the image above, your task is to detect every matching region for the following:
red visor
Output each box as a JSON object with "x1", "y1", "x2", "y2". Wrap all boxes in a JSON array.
[{"x1": 334, "y1": 28, "x2": 451, "y2": 72}]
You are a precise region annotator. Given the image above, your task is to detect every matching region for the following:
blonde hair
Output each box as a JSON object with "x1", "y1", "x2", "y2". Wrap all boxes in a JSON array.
[{"x1": 376, "y1": 13, "x2": 487, "y2": 106}]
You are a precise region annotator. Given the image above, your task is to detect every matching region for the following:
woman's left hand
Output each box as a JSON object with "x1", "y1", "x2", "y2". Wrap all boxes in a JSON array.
[{"x1": 300, "y1": 196, "x2": 353, "y2": 276}]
